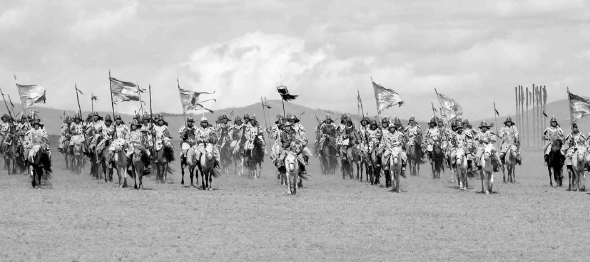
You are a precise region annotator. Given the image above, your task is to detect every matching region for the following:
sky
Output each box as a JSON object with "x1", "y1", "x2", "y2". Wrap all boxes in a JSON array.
[{"x1": 1, "y1": 0, "x2": 589, "y2": 121}]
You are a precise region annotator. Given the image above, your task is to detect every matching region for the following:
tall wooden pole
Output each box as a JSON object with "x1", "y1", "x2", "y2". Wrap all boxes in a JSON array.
[
  {"x1": 75, "y1": 83, "x2": 82, "y2": 116},
  {"x1": 109, "y1": 70, "x2": 117, "y2": 139},
  {"x1": 526, "y1": 86, "x2": 529, "y2": 148},
  {"x1": 533, "y1": 84, "x2": 537, "y2": 147},
  {"x1": 515, "y1": 86, "x2": 518, "y2": 133}
]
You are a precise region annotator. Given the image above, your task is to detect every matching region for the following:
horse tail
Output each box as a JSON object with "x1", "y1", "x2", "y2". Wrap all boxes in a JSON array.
[
  {"x1": 41, "y1": 151, "x2": 52, "y2": 180},
  {"x1": 164, "y1": 146, "x2": 175, "y2": 162}
]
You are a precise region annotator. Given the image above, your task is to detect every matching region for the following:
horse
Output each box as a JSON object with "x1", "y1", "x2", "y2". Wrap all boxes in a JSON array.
[
  {"x1": 352, "y1": 145, "x2": 363, "y2": 181},
  {"x1": 502, "y1": 144, "x2": 518, "y2": 183},
  {"x1": 284, "y1": 151, "x2": 301, "y2": 195},
  {"x1": 89, "y1": 135, "x2": 105, "y2": 180},
  {"x1": 70, "y1": 135, "x2": 85, "y2": 174},
  {"x1": 384, "y1": 146, "x2": 404, "y2": 193},
  {"x1": 3, "y1": 131, "x2": 19, "y2": 175},
  {"x1": 406, "y1": 136, "x2": 424, "y2": 176},
  {"x1": 154, "y1": 137, "x2": 175, "y2": 183},
  {"x1": 244, "y1": 136, "x2": 264, "y2": 179},
  {"x1": 29, "y1": 147, "x2": 52, "y2": 188},
  {"x1": 320, "y1": 135, "x2": 338, "y2": 174},
  {"x1": 547, "y1": 139, "x2": 565, "y2": 187},
  {"x1": 430, "y1": 140, "x2": 445, "y2": 179},
  {"x1": 570, "y1": 146, "x2": 587, "y2": 191},
  {"x1": 111, "y1": 140, "x2": 129, "y2": 187},
  {"x1": 198, "y1": 143, "x2": 218, "y2": 190},
  {"x1": 365, "y1": 141, "x2": 380, "y2": 185},
  {"x1": 182, "y1": 145, "x2": 199, "y2": 187},
  {"x1": 479, "y1": 145, "x2": 495, "y2": 194},
  {"x1": 131, "y1": 146, "x2": 149, "y2": 189},
  {"x1": 231, "y1": 141, "x2": 244, "y2": 176},
  {"x1": 219, "y1": 137, "x2": 232, "y2": 175},
  {"x1": 62, "y1": 138, "x2": 71, "y2": 169},
  {"x1": 454, "y1": 147, "x2": 468, "y2": 191}
]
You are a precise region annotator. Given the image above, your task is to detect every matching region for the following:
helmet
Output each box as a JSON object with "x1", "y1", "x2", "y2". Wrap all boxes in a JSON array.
[
  {"x1": 550, "y1": 116, "x2": 557, "y2": 123},
  {"x1": 131, "y1": 119, "x2": 142, "y2": 128},
  {"x1": 1, "y1": 114, "x2": 8, "y2": 120},
  {"x1": 104, "y1": 114, "x2": 112, "y2": 122},
  {"x1": 187, "y1": 116, "x2": 194, "y2": 123},
  {"x1": 220, "y1": 115, "x2": 229, "y2": 121},
  {"x1": 235, "y1": 116, "x2": 242, "y2": 122},
  {"x1": 87, "y1": 113, "x2": 92, "y2": 119},
  {"x1": 114, "y1": 114, "x2": 122, "y2": 121},
  {"x1": 370, "y1": 120, "x2": 378, "y2": 126},
  {"x1": 381, "y1": 117, "x2": 390, "y2": 124},
  {"x1": 31, "y1": 118, "x2": 40, "y2": 125},
  {"x1": 479, "y1": 121, "x2": 490, "y2": 128},
  {"x1": 243, "y1": 114, "x2": 250, "y2": 120},
  {"x1": 408, "y1": 116, "x2": 416, "y2": 123},
  {"x1": 462, "y1": 119, "x2": 470, "y2": 126},
  {"x1": 325, "y1": 115, "x2": 332, "y2": 121},
  {"x1": 504, "y1": 117, "x2": 513, "y2": 124},
  {"x1": 429, "y1": 117, "x2": 437, "y2": 125},
  {"x1": 201, "y1": 116, "x2": 208, "y2": 122},
  {"x1": 158, "y1": 115, "x2": 164, "y2": 121},
  {"x1": 92, "y1": 111, "x2": 99, "y2": 117},
  {"x1": 142, "y1": 113, "x2": 150, "y2": 121}
]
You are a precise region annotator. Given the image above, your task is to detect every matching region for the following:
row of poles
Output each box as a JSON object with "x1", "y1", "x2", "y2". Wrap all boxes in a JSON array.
[{"x1": 515, "y1": 84, "x2": 548, "y2": 149}]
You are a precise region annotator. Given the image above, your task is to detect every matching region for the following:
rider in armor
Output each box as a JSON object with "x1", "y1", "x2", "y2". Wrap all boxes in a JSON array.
[
  {"x1": 24, "y1": 118, "x2": 49, "y2": 164},
  {"x1": 499, "y1": 117, "x2": 522, "y2": 165},
  {"x1": 126, "y1": 119, "x2": 151, "y2": 171},
  {"x1": 404, "y1": 116, "x2": 422, "y2": 145},
  {"x1": 366, "y1": 118, "x2": 384, "y2": 167},
  {"x1": 195, "y1": 116, "x2": 221, "y2": 175},
  {"x1": 450, "y1": 119, "x2": 467, "y2": 167},
  {"x1": 70, "y1": 113, "x2": 86, "y2": 153},
  {"x1": 475, "y1": 121, "x2": 501, "y2": 171},
  {"x1": 278, "y1": 118, "x2": 307, "y2": 175},
  {"x1": 179, "y1": 116, "x2": 197, "y2": 166},
  {"x1": 543, "y1": 116, "x2": 565, "y2": 165},
  {"x1": 88, "y1": 112, "x2": 104, "y2": 153},
  {"x1": 231, "y1": 116, "x2": 245, "y2": 155},
  {"x1": 245, "y1": 116, "x2": 267, "y2": 155},
  {"x1": 423, "y1": 117, "x2": 440, "y2": 161},
  {"x1": 317, "y1": 115, "x2": 337, "y2": 156},
  {"x1": 58, "y1": 116, "x2": 72, "y2": 153},
  {"x1": 269, "y1": 115, "x2": 285, "y2": 167},
  {"x1": 214, "y1": 115, "x2": 231, "y2": 149},
  {"x1": 381, "y1": 118, "x2": 407, "y2": 176},
  {"x1": 141, "y1": 113, "x2": 154, "y2": 150},
  {"x1": 287, "y1": 114, "x2": 312, "y2": 167}
]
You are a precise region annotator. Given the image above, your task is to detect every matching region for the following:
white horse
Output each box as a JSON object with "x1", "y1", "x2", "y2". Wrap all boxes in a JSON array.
[
  {"x1": 480, "y1": 145, "x2": 495, "y2": 194},
  {"x1": 454, "y1": 147, "x2": 468, "y2": 191},
  {"x1": 385, "y1": 146, "x2": 404, "y2": 193},
  {"x1": 571, "y1": 146, "x2": 588, "y2": 191},
  {"x1": 284, "y1": 151, "x2": 300, "y2": 195}
]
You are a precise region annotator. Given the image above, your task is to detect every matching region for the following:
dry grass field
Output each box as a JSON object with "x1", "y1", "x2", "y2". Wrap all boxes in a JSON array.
[{"x1": 1, "y1": 149, "x2": 589, "y2": 261}]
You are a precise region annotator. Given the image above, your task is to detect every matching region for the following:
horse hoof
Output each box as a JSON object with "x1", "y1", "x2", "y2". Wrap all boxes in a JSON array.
[{"x1": 485, "y1": 191, "x2": 489, "y2": 195}]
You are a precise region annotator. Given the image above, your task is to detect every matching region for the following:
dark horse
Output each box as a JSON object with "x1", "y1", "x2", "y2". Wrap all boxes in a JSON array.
[
  {"x1": 155, "y1": 138, "x2": 175, "y2": 183},
  {"x1": 320, "y1": 135, "x2": 338, "y2": 174},
  {"x1": 30, "y1": 147, "x2": 52, "y2": 188},
  {"x1": 547, "y1": 139, "x2": 565, "y2": 187},
  {"x1": 219, "y1": 137, "x2": 232, "y2": 175},
  {"x1": 3, "y1": 129, "x2": 19, "y2": 175},
  {"x1": 244, "y1": 136, "x2": 265, "y2": 179},
  {"x1": 431, "y1": 140, "x2": 445, "y2": 179},
  {"x1": 407, "y1": 135, "x2": 424, "y2": 176}
]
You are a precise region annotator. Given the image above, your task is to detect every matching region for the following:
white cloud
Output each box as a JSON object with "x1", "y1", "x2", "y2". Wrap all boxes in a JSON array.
[
  {"x1": 0, "y1": 6, "x2": 28, "y2": 30},
  {"x1": 68, "y1": 0, "x2": 138, "y2": 42}
]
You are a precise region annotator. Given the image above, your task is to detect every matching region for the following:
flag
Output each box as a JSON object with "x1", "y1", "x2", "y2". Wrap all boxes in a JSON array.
[
  {"x1": 177, "y1": 86, "x2": 216, "y2": 113},
  {"x1": 372, "y1": 81, "x2": 403, "y2": 114},
  {"x1": 261, "y1": 97, "x2": 271, "y2": 109},
  {"x1": 277, "y1": 85, "x2": 298, "y2": 101},
  {"x1": 357, "y1": 89, "x2": 363, "y2": 111},
  {"x1": 76, "y1": 87, "x2": 84, "y2": 95},
  {"x1": 568, "y1": 91, "x2": 590, "y2": 122},
  {"x1": 495, "y1": 108, "x2": 499, "y2": 116},
  {"x1": 16, "y1": 81, "x2": 47, "y2": 108},
  {"x1": 110, "y1": 77, "x2": 140, "y2": 102},
  {"x1": 91, "y1": 94, "x2": 98, "y2": 101},
  {"x1": 436, "y1": 92, "x2": 463, "y2": 120}
]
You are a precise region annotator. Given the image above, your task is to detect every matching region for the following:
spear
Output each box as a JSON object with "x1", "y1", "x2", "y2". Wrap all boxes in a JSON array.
[
  {"x1": 260, "y1": 97, "x2": 269, "y2": 139},
  {"x1": 75, "y1": 83, "x2": 83, "y2": 117},
  {"x1": 108, "y1": 70, "x2": 117, "y2": 139},
  {"x1": 0, "y1": 87, "x2": 13, "y2": 119}
]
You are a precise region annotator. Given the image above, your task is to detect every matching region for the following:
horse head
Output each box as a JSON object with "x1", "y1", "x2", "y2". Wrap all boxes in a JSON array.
[{"x1": 285, "y1": 152, "x2": 299, "y2": 173}]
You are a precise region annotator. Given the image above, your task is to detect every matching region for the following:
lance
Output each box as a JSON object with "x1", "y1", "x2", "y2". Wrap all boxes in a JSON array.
[
  {"x1": 75, "y1": 83, "x2": 82, "y2": 117},
  {"x1": 260, "y1": 97, "x2": 269, "y2": 139},
  {"x1": 108, "y1": 70, "x2": 117, "y2": 139},
  {"x1": 493, "y1": 101, "x2": 499, "y2": 139},
  {"x1": 0, "y1": 87, "x2": 14, "y2": 120}
]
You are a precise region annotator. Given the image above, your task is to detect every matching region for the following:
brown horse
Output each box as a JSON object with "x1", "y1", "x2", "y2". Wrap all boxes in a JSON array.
[
  {"x1": 111, "y1": 140, "x2": 129, "y2": 187},
  {"x1": 131, "y1": 146, "x2": 149, "y2": 189},
  {"x1": 407, "y1": 135, "x2": 424, "y2": 176},
  {"x1": 154, "y1": 138, "x2": 175, "y2": 183},
  {"x1": 182, "y1": 146, "x2": 199, "y2": 186},
  {"x1": 431, "y1": 140, "x2": 444, "y2": 179},
  {"x1": 502, "y1": 144, "x2": 519, "y2": 183},
  {"x1": 384, "y1": 146, "x2": 404, "y2": 193},
  {"x1": 244, "y1": 136, "x2": 264, "y2": 179},
  {"x1": 30, "y1": 147, "x2": 52, "y2": 188},
  {"x1": 547, "y1": 139, "x2": 565, "y2": 187},
  {"x1": 3, "y1": 131, "x2": 19, "y2": 175}
]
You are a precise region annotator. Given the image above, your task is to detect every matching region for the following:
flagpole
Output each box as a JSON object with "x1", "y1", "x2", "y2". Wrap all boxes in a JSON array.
[
  {"x1": 514, "y1": 86, "x2": 518, "y2": 136},
  {"x1": 493, "y1": 101, "x2": 499, "y2": 135},
  {"x1": 91, "y1": 92, "x2": 94, "y2": 112},
  {"x1": 0, "y1": 87, "x2": 14, "y2": 120},
  {"x1": 260, "y1": 97, "x2": 269, "y2": 140},
  {"x1": 14, "y1": 75, "x2": 27, "y2": 117},
  {"x1": 137, "y1": 82, "x2": 143, "y2": 115},
  {"x1": 526, "y1": 86, "x2": 529, "y2": 148},
  {"x1": 178, "y1": 78, "x2": 188, "y2": 128},
  {"x1": 109, "y1": 70, "x2": 117, "y2": 139},
  {"x1": 75, "y1": 83, "x2": 82, "y2": 116},
  {"x1": 567, "y1": 87, "x2": 573, "y2": 127}
]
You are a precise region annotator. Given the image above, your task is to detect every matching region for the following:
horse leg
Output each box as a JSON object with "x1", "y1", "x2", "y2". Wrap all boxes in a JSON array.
[{"x1": 548, "y1": 167, "x2": 553, "y2": 187}]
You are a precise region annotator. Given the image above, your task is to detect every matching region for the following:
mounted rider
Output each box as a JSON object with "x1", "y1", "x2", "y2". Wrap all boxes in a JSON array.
[
  {"x1": 195, "y1": 116, "x2": 221, "y2": 175},
  {"x1": 423, "y1": 117, "x2": 441, "y2": 160},
  {"x1": 153, "y1": 114, "x2": 172, "y2": 150},
  {"x1": 565, "y1": 123, "x2": 586, "y2": 167},
  {"x1": 543, "y1": 116, "x2": 565, "y2": 165},
  {"x1": 317, "y1": 115, "x2": 337, "y2": 156},
  {"x1": 381, "y1": 118, "x2": 407, "y2": 176},
  {"x1": 140, "y1": 113, "x2": 154, "y2": 151},
  {"x1": 475, "y1": 121, "x2": 501, "y2": 171},
  {"x1": 214, "y1": 115, "x2": 231, "y2": 150},
  {"x1": 449, "y1": 119, "x2": 468, "y2": 167},
  {"x1": 69, "y1": 113, "x2": 86, "y2": 153},
  {"x1": 126, "y1": 119, "x2": 151, "y2": 172},
  {"x1": 403, "y1": 116, "x2": 422, "y2": 148},
  {"x1": 357, "y1": 116, "x2": 371, "y2": 160},
  {"x1": 365, "y1": 118, "x2": 383, "y2": 167},
  {"x1": 24, "y1": 118, "x2": 50, "y2": 167},
  {"x1": 179, "y1": 116, "x2": 197, "y2": 166},
  {"x1": 88, "y1": 112, "x2": 105, "y2": 153},
  {"x1": 245, "y1": 116, "x2": 267, "y2": 155},
  {"x1": 287, "y1": 114, "x2": 312, "y2": 167},
  {"x1": 58, "y1": 115, "x2": 72, "y2": 153},
  {"x1": 269, "y1": 115, "x2": 285, "y2": 166},
  {"x1": 230, "y1": 116, "x2": 245, "y2": 155},
  {"x1": 0, "y1": 114, "x2": 11, "y2": 151},
  {"x1": 499, "y1": 117, "x2": 522, "y2": 165},
  {"x1": 277, "y1": 117, "x2": 307, "y2": 176}
]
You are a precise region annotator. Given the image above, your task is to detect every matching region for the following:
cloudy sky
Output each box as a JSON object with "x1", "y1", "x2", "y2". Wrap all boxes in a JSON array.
[{"x1": 1, "y1": 0, "x2": 589, "y2": 121}]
